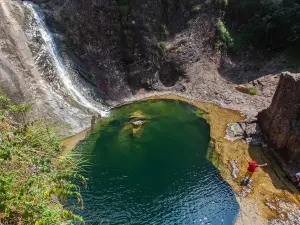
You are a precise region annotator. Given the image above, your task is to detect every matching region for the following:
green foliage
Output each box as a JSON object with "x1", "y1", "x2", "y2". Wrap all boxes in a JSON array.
[
  {"x1": 248, "y1": 88, "x2": 259, "y2": 95},
  {"x1": 226, "y1": 0, "x2": 300, "y2": 56},
  {"x1": 158, "y1": 42, "x2": 167, "y2": 51},
  {"x1": 0, "y1": 95, "x2": 10, "y2": 109},
  {"x1": 8, "y1": 103, "x2": 32, "y2": 114},
  {"x1": 216, "y1": 19, "x2": 233, "y2": 50},
  {"x1": 0, "y1": 95, "x2": 84, "y2": 224}
]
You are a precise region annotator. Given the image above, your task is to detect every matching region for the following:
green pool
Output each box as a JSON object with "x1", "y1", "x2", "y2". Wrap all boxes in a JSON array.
[{"x1": 74, "y1": 100, "x2": 239, "y2": 224}]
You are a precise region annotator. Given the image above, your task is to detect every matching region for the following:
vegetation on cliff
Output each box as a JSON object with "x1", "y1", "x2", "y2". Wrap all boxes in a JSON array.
[
  {"x1": 223, "y1": 0, "x2": 300, "y2": 57},
  {"x1": 0, "y1": 94, "x2": 84, "y2": 224}
]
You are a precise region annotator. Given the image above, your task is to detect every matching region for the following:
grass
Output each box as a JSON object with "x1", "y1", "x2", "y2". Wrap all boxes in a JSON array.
[
  {"x1": 248, "y1": 88, "x2": 259, "y2": 95},
  {"x1": 235, "y1": 86, "x2": 259, "y2": 95},
  {"x1": 0, "y1": 95, "x2": 85, "y2": 224}
]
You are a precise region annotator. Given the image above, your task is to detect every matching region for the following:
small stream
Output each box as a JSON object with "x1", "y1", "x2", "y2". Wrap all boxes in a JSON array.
[{"x1": 74, "y1": 100, "x2": 239, "y2": 224}]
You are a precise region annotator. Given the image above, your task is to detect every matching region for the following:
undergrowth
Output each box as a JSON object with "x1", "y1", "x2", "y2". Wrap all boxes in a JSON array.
[
  {"x1": 0, "y1": 95, "x2": 85, "y2": 224},
  {"x1": 215, "y1": 19, "x2": 233, "y2": 50}
]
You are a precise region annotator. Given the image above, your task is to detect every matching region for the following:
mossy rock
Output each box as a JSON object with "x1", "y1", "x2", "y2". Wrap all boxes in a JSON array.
[
  {"x1": 120, "y1": 120, "x2": 146, "y2": 138},
  {"x1": 235, "y1": 86, "x2": 259, "y2": 95},
  {"x1": 194, "y1": 109, "x2": 208, "y2": 117},
  {"x1": 130, "y1": 111, "x2": 146, "y2": 120}
]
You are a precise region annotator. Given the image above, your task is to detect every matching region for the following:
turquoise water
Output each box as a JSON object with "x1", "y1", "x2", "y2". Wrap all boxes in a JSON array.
[{"x1": 75, "y1": 100, "x2": 239, "y2": 224}]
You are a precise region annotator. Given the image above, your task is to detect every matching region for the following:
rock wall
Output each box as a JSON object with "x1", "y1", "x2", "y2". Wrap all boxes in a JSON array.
[
  {"x1": 0, "y1": 0, "x2": 99, "y2": 135},
  {"x1": 258, "y1": 72, "x2": 300, "y2": 173},
  {"x1": 28, "y1": 0, "x2": 218, "y2": 99}
]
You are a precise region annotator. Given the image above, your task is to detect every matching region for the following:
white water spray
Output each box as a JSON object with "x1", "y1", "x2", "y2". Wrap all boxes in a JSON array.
[{"x1": 24, "y1": 2, "x2": 109, "y2": 117}]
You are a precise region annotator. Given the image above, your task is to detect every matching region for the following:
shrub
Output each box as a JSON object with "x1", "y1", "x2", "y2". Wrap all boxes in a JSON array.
[
  {"x1": 225, "y1": 0, "x2": 300, "y2": 56},
  {"x1": 0, "y1": 96, "x2": 85, "y2": 224},
  {"x1": 158, "y1": 42, "x2": 167, "y2": 51},
  {"x1": 216, "y1": 19, "x2": 233, "y2": 49}
]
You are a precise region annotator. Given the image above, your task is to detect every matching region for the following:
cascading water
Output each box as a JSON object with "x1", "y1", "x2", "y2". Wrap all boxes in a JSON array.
[{"x1": 23, "y1": 1, "x2": 109, "y2": 117}]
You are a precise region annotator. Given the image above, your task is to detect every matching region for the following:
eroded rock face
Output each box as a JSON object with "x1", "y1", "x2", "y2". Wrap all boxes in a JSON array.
[
  {"x1": 258, "y1": 72, "x2": 300, "y2": 172},
  {"x1": 28, "y1": 0, "x2": 217, "y2": 99}
]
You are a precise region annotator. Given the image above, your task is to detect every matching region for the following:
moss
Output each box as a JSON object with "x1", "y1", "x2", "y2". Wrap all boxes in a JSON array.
[{"x1": 235, "y1": 86, "x2": 259, "y2": 95}]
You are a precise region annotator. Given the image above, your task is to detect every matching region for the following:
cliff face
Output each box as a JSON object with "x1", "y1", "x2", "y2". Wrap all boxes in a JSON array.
[
  {"x1": 29, "y1": 0, "x2": 218, "y2": 99},
  {"x1": 258, "y1": 72, "x2": 300, "y2": 172},
  {"x1": 0, "y1": 0, "x2": 104, "y2": 135}
]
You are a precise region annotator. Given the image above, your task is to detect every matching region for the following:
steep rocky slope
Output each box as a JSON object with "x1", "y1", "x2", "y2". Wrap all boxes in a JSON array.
[
  {"x1": 0, "y1": 0, "x2": 107, "y2": 134},
  {"x1": 30, "y1": 0, "x2": 219, "y2": 98},
  {"x1": 23, "y1": 0, "x2": 282, "y2": 117}
]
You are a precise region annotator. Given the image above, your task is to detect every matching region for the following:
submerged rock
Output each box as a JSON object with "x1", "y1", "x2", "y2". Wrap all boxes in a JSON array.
[
  {"x1": 132, "y1": 120, "x2": 144, "y2": 126},
  {"x1": 130, "y1": 111, "x2": 146, "y2": 120},
  {"x1": 121, "y1": 119, "x2": 146, "y2": 138}
]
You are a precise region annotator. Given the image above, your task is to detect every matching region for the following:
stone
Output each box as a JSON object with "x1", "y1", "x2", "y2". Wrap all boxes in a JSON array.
[
  {"x1": 225, "y1": 123, "x2": 245, "y2": 141},
  {"x1": 245, "y1": 123, "x2": 261, "y2": 137},
  {"x1": 225, "y1": 119, "x2": 262, "y2": 146},
  {"x1": 132, "y1": 120, "x2": 144, "y2": 126},
  {"x1": 229, "y1": 160, "x2": 240, "y2": 179}
]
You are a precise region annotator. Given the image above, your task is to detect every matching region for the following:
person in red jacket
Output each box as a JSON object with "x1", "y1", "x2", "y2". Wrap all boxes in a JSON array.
[{"x1": 241, "y1": 159, "x2": 267, "y2": 185}]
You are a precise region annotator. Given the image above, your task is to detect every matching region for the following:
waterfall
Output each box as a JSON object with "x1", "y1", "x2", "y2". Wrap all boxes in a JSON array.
[{"x1": 23, "y1": 1, "x2": 109, "y2": 117}]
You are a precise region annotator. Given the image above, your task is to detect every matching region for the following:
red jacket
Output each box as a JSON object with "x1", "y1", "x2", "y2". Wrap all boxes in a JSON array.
[{"x1": 248, "y1": 161, "x2": 258, "y2": 172}]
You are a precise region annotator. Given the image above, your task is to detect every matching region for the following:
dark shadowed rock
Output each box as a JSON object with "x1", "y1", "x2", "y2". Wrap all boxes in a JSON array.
[{"x1": 258, "y1": 72, "x2": 300, "y2": 175}]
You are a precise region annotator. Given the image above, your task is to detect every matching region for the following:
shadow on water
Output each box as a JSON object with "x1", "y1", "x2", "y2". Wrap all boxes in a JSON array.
[{"x1": 71, "y1": 100, "x2": 240, "y2": 225}]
